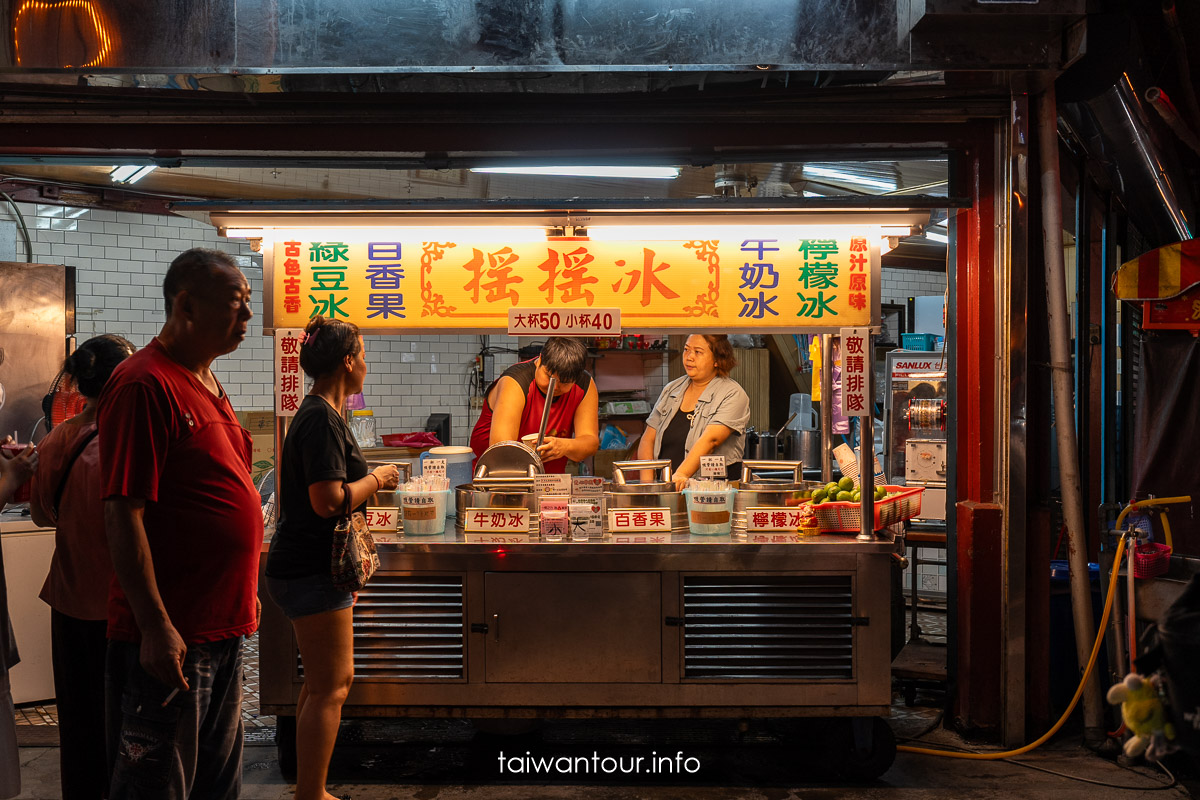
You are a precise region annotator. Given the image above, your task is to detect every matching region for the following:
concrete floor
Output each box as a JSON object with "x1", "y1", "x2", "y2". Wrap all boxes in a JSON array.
[{"x1": 10, "y1": 723, "x2": 1194, "y2": 800}]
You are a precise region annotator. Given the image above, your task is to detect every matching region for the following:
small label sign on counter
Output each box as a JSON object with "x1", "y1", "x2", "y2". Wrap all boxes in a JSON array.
[
  {"x1": 533, "y1": 474, "x2": 571, "y2": 496},
  {"x1": 699, "y1": 455, "x2": 726, "y2": 478},
  {"x1": 422, "y1": 459, "x2": 447, "y2": 480},
  {"x1": 611, "y1": 533, "x2": 671, "y2": 544},
  {"x1": 747, "y1": 532, "x2": 809, "y2": 544},
  {"x1": 465, "y1": 507, "x2": 530, "y2": 533},
  {"x1": 365, "y1": 507, "x2": 399, "y2": 531},
  {"x1": 608, "y1": 508, "x2": 671, "y2": 532},
  {"x1": 571, "y1": 476, "x2": 605, "y2": 496},
  {"x1": 508, "y1": 308, "x2": 621, "y2": 336},
  {"x1": 746, "y1": 507, "x2": 807, "y2": 531}
]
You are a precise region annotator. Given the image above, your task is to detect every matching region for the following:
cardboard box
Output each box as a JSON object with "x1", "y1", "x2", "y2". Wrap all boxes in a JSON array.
[{"x1": 236, "y1": 411, "x2": 275, "y2": 488}]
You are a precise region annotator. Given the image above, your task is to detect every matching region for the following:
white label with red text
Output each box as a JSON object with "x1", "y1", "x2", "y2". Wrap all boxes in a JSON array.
[
  {"x1": 699, "y1": 455, "x2": 726, "y2": 478},
  {"x1": 422, "y1": 458, "x2": 447, "y2": 480},
  {"x1": 571, "y1": 476, "x2": 605, "y2": 496},
  {"x1": 508, "y1": 308, "x2": 620, "y2": 336},
  {"x1": 274, "y1": 329, "x2": 304, "y2": 417},
  {"x1": 746, "y1": 507, "x2": 808, "y2": 531},
  {"x1": 465, "y1": 507, "x2": 530, "y2": 533},
  {"x1": 839, "y1": 327, "x2": 870, "y2": 418},
  {"x1": 607, "y1": 508, "x2": 672, "y2": 532},
  {"x1": 365, "y1": 507, "x2": 399, "y2": 531}
]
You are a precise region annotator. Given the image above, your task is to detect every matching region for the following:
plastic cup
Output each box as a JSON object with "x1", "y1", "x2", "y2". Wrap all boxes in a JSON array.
[
  {"x1": 684, "y1": 488, "x2": 734, "y2": 535},
  {"x1": 1, "y1": 442, "x2": 32, "y2": 504},
  {"x1": 400, "y1": 489, "x2": 450, "y2": 535}
]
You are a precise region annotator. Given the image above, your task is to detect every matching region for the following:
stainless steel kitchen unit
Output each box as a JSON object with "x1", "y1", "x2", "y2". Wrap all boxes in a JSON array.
[{"x1": 259, "y1": 532, "x2": 898, "y2": 773}]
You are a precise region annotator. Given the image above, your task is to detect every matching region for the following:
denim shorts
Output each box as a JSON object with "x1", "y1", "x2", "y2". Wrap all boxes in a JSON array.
[{"x1": 265, "y1": 573, "x2": 354, "y2": 620}]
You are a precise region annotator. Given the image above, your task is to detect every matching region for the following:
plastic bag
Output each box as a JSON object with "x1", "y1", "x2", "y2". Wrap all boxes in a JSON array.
[{"x1": 599, "y1": 425, "x2": 627, "y2": 450}]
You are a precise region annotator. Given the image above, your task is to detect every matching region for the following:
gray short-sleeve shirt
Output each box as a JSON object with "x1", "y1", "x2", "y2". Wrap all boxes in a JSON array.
[{"x1": 645, "y1": 375, "x2": 751, "y2": 463}]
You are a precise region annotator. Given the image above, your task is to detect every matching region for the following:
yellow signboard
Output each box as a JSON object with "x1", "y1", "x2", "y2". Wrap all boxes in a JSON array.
[{"x1": 267, "y1": 233, "x2": 878, "y2": 332}]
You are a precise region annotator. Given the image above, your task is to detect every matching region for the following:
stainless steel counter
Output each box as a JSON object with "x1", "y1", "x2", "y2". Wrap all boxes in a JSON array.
[{"x1": 260, "y1": 528, "x2": 898, "y2": 731}]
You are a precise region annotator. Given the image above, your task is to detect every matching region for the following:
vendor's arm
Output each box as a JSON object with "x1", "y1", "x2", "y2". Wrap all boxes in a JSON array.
[
  {"x1": 636, "y1": 425, "x2": 658, "y2": 461},
  {"x1": 536, "y1": 381, "x2": 600, "y2": 462},
  {"x1": 671, "y1": 423, "x2": 734, "y2": 491},
  {"x1": 308, "y1": 463, "x2": 399, "y2": 519},
  {"x1": 0, "y1": 443, "x2": 36, "y2": 506},
  {"x1": 104, "y1": 497, "x2": 189, "y2": 692},
  {"x1": 487, "y1": 376, "x2": 528, "y2": 446}
]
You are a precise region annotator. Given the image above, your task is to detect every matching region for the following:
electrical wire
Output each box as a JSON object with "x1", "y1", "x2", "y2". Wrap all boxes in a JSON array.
[
  {"x1": 0, "y1": 191, "x2": 33, "y2": 262},
  {"x1": 898, "y1": 534, "x2": 1128, "y2": 760},
  {"x1": 1003, "y1": 754, "x2": 1177, "y2": 791}
]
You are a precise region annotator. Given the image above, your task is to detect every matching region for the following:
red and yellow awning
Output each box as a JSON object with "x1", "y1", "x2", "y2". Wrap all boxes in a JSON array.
[{"x1": 1113, "y1": 239, "x2": 1200, "y2": 301}]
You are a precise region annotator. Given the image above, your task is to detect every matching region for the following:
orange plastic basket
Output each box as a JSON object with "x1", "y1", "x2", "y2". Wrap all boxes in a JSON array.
[
  {"x1": 810, "y1": 485, "x2": 925, "y2": 533},
  {"x1": 1132, "y1": 542, "x2": 1172, "y2": 579}
]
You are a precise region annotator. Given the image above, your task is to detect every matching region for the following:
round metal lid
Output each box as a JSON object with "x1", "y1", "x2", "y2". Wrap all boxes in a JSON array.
[{"x1": 474, "y1": 440, "x2": 544, "y2": 481}]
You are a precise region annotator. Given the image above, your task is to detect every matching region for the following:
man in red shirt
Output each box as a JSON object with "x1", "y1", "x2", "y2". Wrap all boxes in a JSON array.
[{"x1": 100, "y1": 248, "x2": 260, "y2": 799}]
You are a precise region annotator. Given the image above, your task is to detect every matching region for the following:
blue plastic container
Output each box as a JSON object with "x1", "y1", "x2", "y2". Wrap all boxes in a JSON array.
[{"x1": 901, "y1": 333, "x2": 940, "y2": 351}]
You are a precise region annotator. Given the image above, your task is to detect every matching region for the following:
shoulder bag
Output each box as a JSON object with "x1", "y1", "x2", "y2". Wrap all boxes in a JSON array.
[{"x1": 330, "y1": 481, "x2": 379, "y2": 591}]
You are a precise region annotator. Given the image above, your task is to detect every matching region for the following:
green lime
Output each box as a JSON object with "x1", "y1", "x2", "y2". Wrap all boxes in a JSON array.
[
  {"x1": 838, "y1": 476, "x2": 855, "y2": 492},
  {"x1": 852, "y1": 490, "x2": 861, "y2": 502},
  {"x1": 812, "y1": 488, "x2": 827, "y2": 502},
  {"x1": 810, "y1": 497, "x2": 822, "y2": 506},
  {"x1": 875, "y1": 486, "x2": 887, "y2": 500},
  {"x1": 826, "y1": 482, "x2": 840, "y2": 496},
  {"x1": 836, "y1": 491, "x2": 853, "y2": 502}
]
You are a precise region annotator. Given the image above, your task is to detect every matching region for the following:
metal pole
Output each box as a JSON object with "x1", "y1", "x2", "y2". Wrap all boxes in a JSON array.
[
  {"x1": 1037, "y1": 83, "x2": 1104, "y2": 740},
  {"x1": 858, "y1": 332, "x2": 876, "y2": 540},
  {"x1": 820, "y1": 334, "x2": 834, "y2": 483}
]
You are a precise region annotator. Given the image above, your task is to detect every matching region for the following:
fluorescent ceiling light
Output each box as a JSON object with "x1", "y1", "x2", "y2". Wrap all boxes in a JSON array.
[
  {"x1": 588, "y1": 224, "x2": 904, "y2": 241},
  {"x1": 109, "y1": 165, "x2": 157, "y2": 185},
  {"x1": 802, "y1": 165, "x2": 897, "y2": 192},
  {"x1": 222, "y1": 226, "x2": 551, "y2": 242},
  {"x1": 925, "y1": 230, "x2": 949, "y2": 244},
  {"x1": 471, "y1": 166, "x2": 680, "y2": 180}
]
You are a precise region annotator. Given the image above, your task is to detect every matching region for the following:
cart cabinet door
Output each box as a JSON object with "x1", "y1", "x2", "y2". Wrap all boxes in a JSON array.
[{"x1": 483, "y1": 572, "x2": 662, "y2": 683}]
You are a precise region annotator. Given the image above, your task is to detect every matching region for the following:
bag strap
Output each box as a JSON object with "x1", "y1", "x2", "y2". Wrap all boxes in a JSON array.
[
  {"x1": 52, "y1": 427, "x2": 99, "y2": 519},
  {"x1": 342, "y1": 480, "x2": 354, "y2": 517}
]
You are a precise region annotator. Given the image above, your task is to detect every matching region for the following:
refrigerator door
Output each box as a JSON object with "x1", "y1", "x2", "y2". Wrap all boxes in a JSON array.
[{"x1": 0, "y1": 263, "x2": 72, "y2": 443}]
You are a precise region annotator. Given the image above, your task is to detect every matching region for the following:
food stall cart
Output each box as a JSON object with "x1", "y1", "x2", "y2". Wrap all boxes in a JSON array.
[{"x1": 218, "y1": 205, "x2": 923, "y2": 778}]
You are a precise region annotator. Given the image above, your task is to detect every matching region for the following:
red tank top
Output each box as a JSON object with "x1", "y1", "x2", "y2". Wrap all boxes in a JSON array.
[{"x1": 469, "y1": 359, "x2": 591, "y2": 474}]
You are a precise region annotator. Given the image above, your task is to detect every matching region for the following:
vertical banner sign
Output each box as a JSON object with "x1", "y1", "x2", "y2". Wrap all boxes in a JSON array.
[
  {"x1": 840, "y1": 327, "x2": 869, "y2": 417},
  {"x1": 274, "y1": 329, "x2": 304, "y2": 417}
]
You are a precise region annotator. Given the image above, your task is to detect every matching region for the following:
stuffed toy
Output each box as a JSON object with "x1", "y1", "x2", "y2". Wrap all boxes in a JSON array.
[{"x1": 1106, "y1": 673, "x2": 1176, "y2": 760}]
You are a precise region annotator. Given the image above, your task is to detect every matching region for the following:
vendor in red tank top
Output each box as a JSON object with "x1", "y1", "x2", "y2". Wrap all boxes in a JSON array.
[{"x1": 469, "y1": 337, "x2": 600, "y2": 473}]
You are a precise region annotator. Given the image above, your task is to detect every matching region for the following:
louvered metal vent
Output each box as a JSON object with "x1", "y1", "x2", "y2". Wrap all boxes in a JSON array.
[
  {"x1": 298, "y1": 575, "x2": 465, "y2": 680},
  {"x1": 682, "y1": 575, "x2": 854, "y2": 680}
]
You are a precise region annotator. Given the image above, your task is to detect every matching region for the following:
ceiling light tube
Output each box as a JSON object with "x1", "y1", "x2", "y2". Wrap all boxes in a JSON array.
[
  {"x1": 471, "y1": 166, "x2": 680, "y2": 180},
  {"x1": 801, "y1": 166, "x2": 897, "y2": 192},
  {"x1": 925, "y1": 230, "x2": 949, "y2": 244},
  {"x1": 109, "y1": 164, "x2": 157, "y2": 185}
]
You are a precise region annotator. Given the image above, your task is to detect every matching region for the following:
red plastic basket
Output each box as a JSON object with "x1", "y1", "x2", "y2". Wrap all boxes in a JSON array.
[
  {"x1": 1132, "y1": 542, "x2": 1172, "y2": 579},
  {"x1": 810, "y1": 485, "x2": 925, "y2": 533}
]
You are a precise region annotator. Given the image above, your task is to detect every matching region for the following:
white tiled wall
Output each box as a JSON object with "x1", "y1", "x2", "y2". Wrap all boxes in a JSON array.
[
  {"x1": 902, "y1": 546, "x2": 949, "y2": 598},
  {"x1": 881, "y1": 266, "x2": 946, "y2": 305},
  {"x1": 1, "y1": 201, "x2": 944, "y2": 451}
]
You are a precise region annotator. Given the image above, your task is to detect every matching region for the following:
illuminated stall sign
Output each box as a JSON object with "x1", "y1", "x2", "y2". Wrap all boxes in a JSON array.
[{"x1": 268, "y1": 234, "x2": 879, "y2": 332}]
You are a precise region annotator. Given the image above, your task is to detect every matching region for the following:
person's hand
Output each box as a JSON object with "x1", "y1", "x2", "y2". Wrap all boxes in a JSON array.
[
  {"x1": 373, "y1": 464, "x2": 400, "y2": 490},
  {"x1": 671, "y1": 471, "x2": 691, "y2": 492},
  {"x1": 139, "y1": 621, "x2": 190, "y2": 692},
  {"x1": 0, "y1": 443, "x2": 36, "y2": 480},
  {"x1": 535, "y1": 436, "x2": 571, "y2": 462},
  {"x1": 0, "y1": 435, "x2": 14, "y2": 454}
]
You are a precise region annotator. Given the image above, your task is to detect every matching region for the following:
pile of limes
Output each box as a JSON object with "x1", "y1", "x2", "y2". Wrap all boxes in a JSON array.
[{"x1": 810, "y1": 476, "x2": 891, "y2": 505}]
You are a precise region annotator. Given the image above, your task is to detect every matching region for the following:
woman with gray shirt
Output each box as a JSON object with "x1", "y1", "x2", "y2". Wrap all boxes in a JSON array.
[{"x1": 637, "y1": 334, "x2": 751, "y2": 490}]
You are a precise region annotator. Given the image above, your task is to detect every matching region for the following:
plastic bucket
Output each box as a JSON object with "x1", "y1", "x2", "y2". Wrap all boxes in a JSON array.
[
  {"x1": 400, "y1": 489, "x2": 450, "y2": 535},
  {"x1": 684, "y1": 488, "x2": 734, "y2": 535}
]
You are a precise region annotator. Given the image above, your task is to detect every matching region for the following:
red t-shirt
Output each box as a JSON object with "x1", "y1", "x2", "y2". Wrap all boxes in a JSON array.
[
  {"x1": 469, "y1": 359, "x2": 591, "y2": 473},
  {"x1": 98, "y1": 338, "x2": 262, "y2": 644}
]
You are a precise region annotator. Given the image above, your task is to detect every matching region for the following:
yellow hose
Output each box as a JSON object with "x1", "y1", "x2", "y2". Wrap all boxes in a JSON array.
[{"x1": 900, "y1": 495, "x2": 1190, "y2": 759}]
